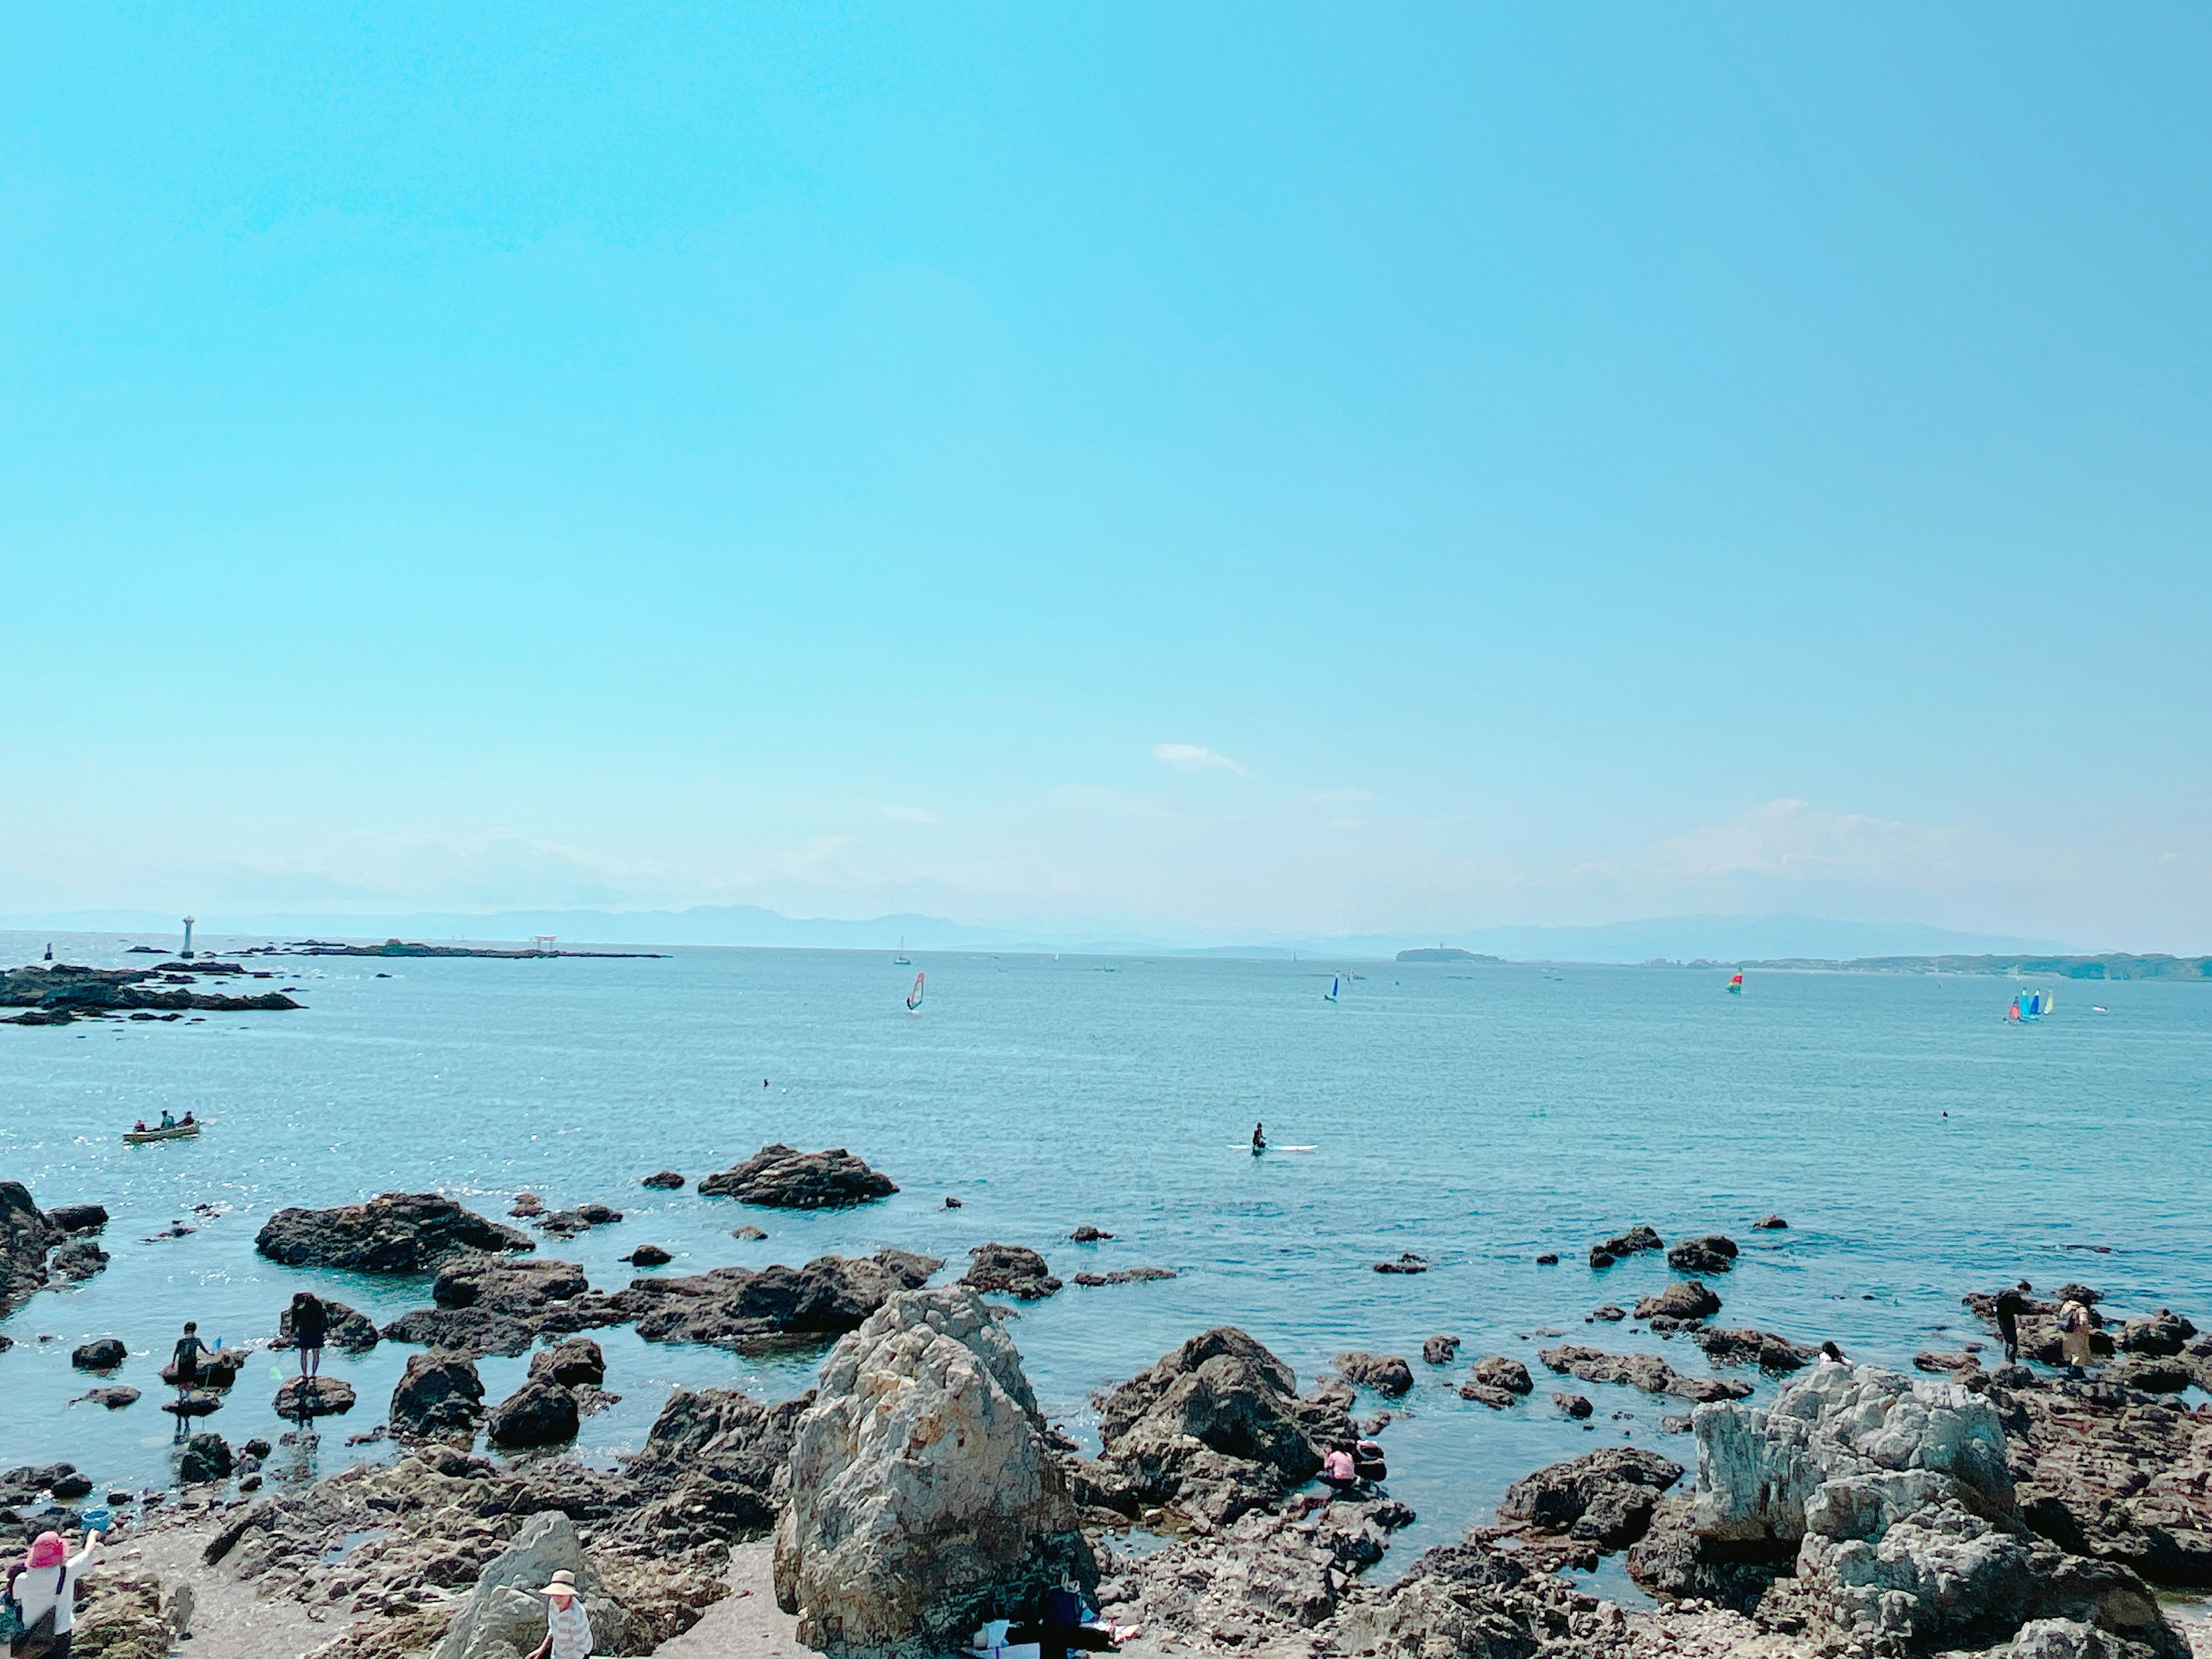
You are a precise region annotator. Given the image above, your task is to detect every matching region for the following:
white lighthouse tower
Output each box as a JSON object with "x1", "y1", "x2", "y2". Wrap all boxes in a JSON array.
[{"x1": 181, "y1": 916, "x2": 196, "y2": 959}]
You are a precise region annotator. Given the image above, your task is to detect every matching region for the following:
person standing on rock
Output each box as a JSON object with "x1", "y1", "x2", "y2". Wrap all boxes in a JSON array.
[
  {"x1": 2056, "y1": 1299, "x2": 2096, "y2": 1374},
  {"x1": 1994, "y1": 1289, "x2": 2027, "y2": 1363},
  {"x1": 10, "y1": 1527, "x2": 104, "y2": 1658},
  {"x1": 289, "y1": 1292, "x2": 328, "y2": 1387},
  {"x1": 170, "y1": 1321, "x2": 206, "y2": 1401},
  {"x1": 527, "y1": 1570, "x2": 592, "y2": 1659}
]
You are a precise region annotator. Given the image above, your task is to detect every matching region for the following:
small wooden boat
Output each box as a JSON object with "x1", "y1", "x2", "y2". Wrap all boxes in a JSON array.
[{"x1": 123, "y1": 1123, "x2": 202, "y2": 1144}]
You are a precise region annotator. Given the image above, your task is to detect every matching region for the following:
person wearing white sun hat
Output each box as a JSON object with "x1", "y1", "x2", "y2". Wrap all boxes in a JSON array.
[{"x1": 527, "y1": 1570, "x2": 593, "y2": 1659}]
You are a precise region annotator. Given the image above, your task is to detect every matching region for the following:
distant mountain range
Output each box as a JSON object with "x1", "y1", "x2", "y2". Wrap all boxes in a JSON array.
[{"x1": 0, "y1": 904, "x2": 2084, "y2": 964}]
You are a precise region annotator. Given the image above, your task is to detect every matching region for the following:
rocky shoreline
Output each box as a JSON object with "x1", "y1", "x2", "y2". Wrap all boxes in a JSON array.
[{"x1": 5, "y1": 1165, "x2": 2210, "y2": 1659}]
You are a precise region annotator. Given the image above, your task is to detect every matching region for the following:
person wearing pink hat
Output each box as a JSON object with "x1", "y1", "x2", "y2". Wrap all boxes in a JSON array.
[{"x1": 6, "y1": 1527, "x2": 103, "y2": 1658}]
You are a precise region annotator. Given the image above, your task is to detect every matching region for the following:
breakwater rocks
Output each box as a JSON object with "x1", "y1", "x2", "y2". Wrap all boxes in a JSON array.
[
  {"x1": 280, "y1": 937, "x2": 665, "y2": 959},
  {"x1": 255, "y1": 1192, "x2": 535, "y2": 1273},
  {"x1": 698, "y1": 1143, "x2": 899, "y2": 1207},
  {"x1": 1, "y1": 961, "x2": 302, "y2": 1027}
]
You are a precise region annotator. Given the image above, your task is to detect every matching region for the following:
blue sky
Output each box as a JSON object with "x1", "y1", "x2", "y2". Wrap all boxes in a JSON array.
[{"x1": 3, "y1": 5, "x2": 2207, "y2": 948}]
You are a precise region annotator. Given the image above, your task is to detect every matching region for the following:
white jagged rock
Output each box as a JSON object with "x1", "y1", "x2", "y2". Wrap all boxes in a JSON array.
[{"x1": 774, "y1": 1286, "x2": 1088, "y2": 1659}]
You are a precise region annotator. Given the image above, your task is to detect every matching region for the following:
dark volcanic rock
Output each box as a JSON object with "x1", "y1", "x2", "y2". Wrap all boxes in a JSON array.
[
  {"x1": 1589, "y1": 1224, "x2": 1663, "y2": 1268},
  {"x1": 1459, "y1": 1381, "x2": 1518, "y2": 1408},
  {"x1": 382, "y1": 1252, "x2": 612, "y2": 1357},
  {"x1": 391, "y1": 1351, "x2": 485, "y2": 1438},
  {"x1": 487, "y1": 1379, "x2": 579, "y2": 1447},
  {"x1": 612, "y1": 1249, "x2": 942, "y2": 1348},
  {"x1": 50, "y1": 1239, "x2": 109, "y2": 1281},
  {"x1": 1634, "y1": 1279, "x2": 1722, "y2": 1322},
  {"x1": 1665, "y1": 1233, "x2": 1740, "y2": 1275},
  {"x1": 1539, "y1": 1343, "x2": 1752, "y2": 1404},
  {"x1": 162, "y1": 1349, "x2": 246, "y2": 1389},
  {"x1": 2118, "y1": 1310, "x2": 2198, "y2": 1357},
  {"x1": 1554, "y1": 1392, "x2": 1594, "y2": 1418},
  {"x1": 528, "y1": 1336, "x2": 607, "y2": 1388},
  {"x1": 1422, "y1": 1334, "x2": 1461, "y2": 1365},
  {"x1": 162, "y1": 1390, "x2": 223, "y2": 1417},
  {"x1": 1, "y1": 1180, "x2": 61, "y2": 1316},
  {"x1": 1372, "y1": 1252, "x2": 1428, "y2": 1274},
  {"x1": 272, "y1": 1376, "x2": 356, "y2": 1418},
  {"x1": 1071, "y1": 1267, "x2": 1175, "y2": 1286},
  {"x1": 275, "y1": 1296, "x2": 380, "y2": 1353},
  {"x1": 1496, "y1": 1445, "x2": 1684, "y2": 1548},
  {"x1": 961, "y1": 1243, "x2": 1062, "y2": 1299},
  {"x1": 178, "y1": 1432, "x2": 233, "y2": 1484},
  {"x1": 1093, "y1": 1327, "x2": 1332, "y2": 1527},
  {"x1": 1535, "y1": 1252, "x2": 1559, "y2": 1264},
  {"x1": 624, "y1": 1244, "x2": 672, "y2": 1267},
  {"x1": 72, "y1": 1336, "x2": 126, "y2": 1370},
  {"x1": 641, "y1": 1171, "x2": 686, "y2": 1190},
  {"x1": 255, "y1": 1191, "x2": 534, "y2": 1272},
  {"x1": 1071, "y1": 1225, "x2": 1112, "y2": 1241},
  {"x1": 696, "y1": 1143, "x2": 896, "y2": 1208},
  {"x1": 623, "y1": 1386, "x2": 813, "y2": 1543},
  {"x1": 1, "y1": 961, "x2": 301, "y2": 1022},
  {"x1": 1334, "y1": 1352, "x2": 1415, "y2": 1395},
  {"x1": 1753, "y1": 1214, "x2": 1788, "y2": 1229},
  {"x1": 48, "y1": 1203, "x2": 108, "y2": 1235},
  {"x1": 1691, "y1": 1325, "x2": 1820, "y2": 1370},
  {"x1": 731, "y1": 1225, "x2": 767, "y2": 1241},
  {"x1": 1472, "y1": 1356, "x2": 1533, "y2": 1395},
  {"x1": 83, "y1": 1386, "x2": 139, "y2": 1409},
  {"x1": 1590, "y1": 1304, "x2": 1627, "y2": 1323},
  {"x1": 50, "y1": 1472, "x2": 93, "y2": 1499}
]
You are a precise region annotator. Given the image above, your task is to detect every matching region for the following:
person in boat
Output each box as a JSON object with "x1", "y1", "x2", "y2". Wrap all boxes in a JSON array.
[
  {"x1": 133, "y1": 1119, "x2": 147, "y2": 1134},
  {"x1": 289, "y1": 1291, "x2": 328, "y2": 1384},
  {"x1": 180, "y1": 1112, "x2": 194, "y2": 1127},
  {"x1": 171, "y1": 1321, "x2": 206, "y2": 1399},
  {"x1": 1252, "y1": 1121, "x2": 1266, "y2": 1152},
  {"x1": 159, "y1": 1110, "x2": 176, "y2": 1130}
]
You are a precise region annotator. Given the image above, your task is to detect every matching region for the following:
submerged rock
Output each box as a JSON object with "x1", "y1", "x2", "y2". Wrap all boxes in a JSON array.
[
  {"x1": 1422, "y1": 1334, "x2": 1460, "y2": 1365},
  {"x1": 1372, "y1": 1252, "x2": 1428, "y2": 1274},
  {"x1": 641, "y1": 1171, "x2": 686, "y2": 1190},
  {"x1": 1538, "y1": 1344, "x2": 1752, "y2": 1404},
  {"x1": 1071, "y1": 1267, "x2": 1175, "y2": 1286},
  {"x1": 1070, "y1": 1225, "x2": 1112, "y2": 1241},
  {"x1": 698, "y1": 1143, "x2": 897, "y2": 1208},
  {"x1": 1754, "y1": 1214, "x2": 1789, "y2": 1229},
  {"x1": 1589, "y1": 1224, "x2": 1664, "y2": 1268},
  {"x1": 774, "y1": 1286, "x2": 1089, "y2": 1658},
  {"x1": 255, "y1": 1192, "x2": 534, "y2": 1272}
]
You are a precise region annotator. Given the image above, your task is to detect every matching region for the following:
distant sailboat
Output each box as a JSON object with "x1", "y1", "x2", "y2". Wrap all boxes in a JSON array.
[
  {"x1": 893, "y1": 936, "x2": 911, "y2": 965},
  {"x1": 2009, "y1": 988, "x2": 2055, "y2": 1022},
  {"x1": 1726, "y1": 972, "x2": 1743, "y2": 995},
  {"x1": 906, "y1": 972, "x2": 925, "y2": 1013},
  {"x1": 1325, "y1": 975, "x2": 1340, "y2": 1002}
]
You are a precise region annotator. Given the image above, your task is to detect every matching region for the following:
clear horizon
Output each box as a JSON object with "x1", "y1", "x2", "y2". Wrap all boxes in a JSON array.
[{"x1": 5, "y1": 6, "x2": 2207, "y2": 949}]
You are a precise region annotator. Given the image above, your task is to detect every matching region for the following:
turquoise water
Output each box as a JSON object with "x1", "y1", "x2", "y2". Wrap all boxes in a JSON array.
[{"x1": 3, "y1": 933, "x2": 2207, "y2": 1572}]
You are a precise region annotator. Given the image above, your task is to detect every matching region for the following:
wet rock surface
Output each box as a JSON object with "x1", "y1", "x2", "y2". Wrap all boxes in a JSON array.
[
  {"x1": 1540, "y1": 1344, "x2": 1753, "y2": 1404},
  {"x1": 1634, "y1": 1279, "x2": 1724, "y2": 1322},
  {"x1": 961, "y1": 1242, "x2": 1063, "y2": 1299},
  {"x1": 272, "y1": 1376, "x2": 357, "y2": 1418},
  {"x1": 1666, "y1": 1233, "x2": 1740, "y2": 1275},
  {"x1": 1493, "y1": 1445, "x2": 1684, "y2": 1552},
  {"x1": 1334, "y1": 1352, "x2": 1415, "y2": 1395},
  {"x1": 1071, "y1": 1266, "x2": 1176, "y2": 1286},
  {"x1": 697, "y1": 1143, "x2": 897, "y2": 1207},
  {"x1": 486, "y1": 1378, "x2": 580, "y2": 1448},
  {"x1": 641, "y1": 1170, "x2": 686, "y2": 1189},
  {"x1": 1, "y1": 1180, "x2": 63, "y2": 1316},
  {"x1": 774, "y1": 1286, "x2": 1089, "y2": 1659},
  {"x1": 528, "y1": 1335, "x2": 607, "y2": 1388},
  {"x1": 1, "y1": 961, "x2": 302, "y2": 1025},
  {"x1": 1691, "y1": 1325, "x2": 1826, "y2": 1371},
  {"x1": 72, "y1": 1335, "x2": 127, "y2": 1369},
  {"x1": 608, "y1": 1248, "x2": 941, "y2": 1349},
  {"x1": 391, "y1": 1351, "x2": 486, "y2": 1438},
  {"x1": 255, "y1": 1192, "x2": 535, "y2": 1272},
  {"x1": 1589, "y1": 1224, "x2": 1664, "y2": 1268},
  {"x1": 275, "y1": 1296, "x2": 380, "y2": 1353},
  {"x1": 177, "y1": 1431, "x2": 233, "y2": 1484},
  {"x1": 1422, "y1": 1334, "x2": 1460, "y2": 1365}
]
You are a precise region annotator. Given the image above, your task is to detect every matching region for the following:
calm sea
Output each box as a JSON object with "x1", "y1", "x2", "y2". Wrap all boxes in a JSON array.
[{"x1": 3, "y1": 933, "x2": 2207, "y2": 1583}]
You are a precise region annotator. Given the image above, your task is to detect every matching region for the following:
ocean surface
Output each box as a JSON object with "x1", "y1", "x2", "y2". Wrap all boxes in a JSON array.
[{"x1": 3, "y1": 933, "x2": 2208, "y2": 1590}]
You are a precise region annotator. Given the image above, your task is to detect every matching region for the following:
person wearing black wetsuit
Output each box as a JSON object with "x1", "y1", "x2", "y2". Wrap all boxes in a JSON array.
[
  {"x1": 1994, "y1": 1289, "x2": 2027, "y2": 1363},
  {"x1": 291, "y1": 1292, "x2": 328, "y2": 1382},
  {"x1": 1252, "y1": 1122, "x2": 1266, "y2": 1152},
  {"x1": 172, "y1": 1322, "x2": 206, "y2": 1397}
]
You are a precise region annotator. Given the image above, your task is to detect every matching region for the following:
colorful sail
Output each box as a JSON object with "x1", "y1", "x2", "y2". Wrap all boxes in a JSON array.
[
  {"x1": 1726, "y1": 973, "x2": 1744, "y2": 995},
  {"x1": 906, "y1": 972, "x2": 925, "y2": 1012}
]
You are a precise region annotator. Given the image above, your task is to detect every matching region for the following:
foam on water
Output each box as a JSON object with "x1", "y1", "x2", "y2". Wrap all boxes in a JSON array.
[{"x1": 2, "y1": 933, "x2": 2206, "y2": 1568}]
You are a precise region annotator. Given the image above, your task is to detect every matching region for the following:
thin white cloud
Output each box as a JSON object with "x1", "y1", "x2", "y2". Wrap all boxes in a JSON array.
[
  {"x1": 880, "y1": 806, "x2": 937, "y2": 824},
  {"x1": 1152, "y1": 743, "x2": 1251, "y2": 777},
  {"x1": 1315, "y1": 787, "x2": 1376, "y2": 804}
]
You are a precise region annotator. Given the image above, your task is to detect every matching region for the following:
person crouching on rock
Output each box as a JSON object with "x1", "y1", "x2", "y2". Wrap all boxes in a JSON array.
[
  {"x1": 10, "y1": 1527, "x2": 104, "y2": 1658},
  {"x1": 2056, "y1": 1299, "x2": 2096, "y2": 1375},
  {"x1": 289, "y1": 1292, "x2": 328, "y2": 1386},
  {"x1": 1319, "y1": 1446, "x2": 1359, "y2": 1494},
  {"x1": 528, "y1": 1570, "x2": 591, "y2": 1659}
]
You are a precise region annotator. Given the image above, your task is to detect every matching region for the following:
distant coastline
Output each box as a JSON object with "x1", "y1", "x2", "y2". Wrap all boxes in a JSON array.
[{"x1": 1718, "y1": 952, "x2": 2212, "y2": 980}]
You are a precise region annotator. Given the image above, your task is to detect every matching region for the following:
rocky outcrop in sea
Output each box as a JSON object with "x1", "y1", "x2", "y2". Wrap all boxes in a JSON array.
[
  {"x1": 255, "y1": 1193, "x2": 535, "y2": 1273},
  {"x1": 697, "y1": 1144, "x2": 898, "y2": 1207}
]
